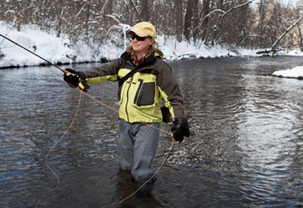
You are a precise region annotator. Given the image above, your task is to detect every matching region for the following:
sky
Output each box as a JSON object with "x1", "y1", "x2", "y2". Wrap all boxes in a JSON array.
[
  {"x1": 251, "y1": 0, "x2": 302, "y2": 8},
  {"x1": 1, "y1": 21, "x2": 303, "y2": 78}
]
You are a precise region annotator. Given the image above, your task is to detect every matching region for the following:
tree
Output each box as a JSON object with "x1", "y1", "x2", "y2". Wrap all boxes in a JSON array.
[
  {"x1": 140, "y1": 0, "x2": 150, "y2": 21},
  {"x1": 200, "y1": 0, "x2": 211, "y2": 43},
  {"x1": 184, "y1": 0, "x2": 194, "y2": 41},
  {"x1": 1, "y1": 0, "x2": 303, "y2": 53},
  {"x1": 175, "y1": 0, "x2": 183, "y2": 42}
]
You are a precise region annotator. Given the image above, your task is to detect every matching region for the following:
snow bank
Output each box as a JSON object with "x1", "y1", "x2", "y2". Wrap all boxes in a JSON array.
[
  {"x1": 273, "y1": 66, "x2": 303, "y2": 78},
  {"x1": 0, "y1": 22, "x2": 124, "y2": 67},
  {"x1": 1, "y1": 21, "x2": 303, "y2": 79},
  {"x1": 0, "y1": 23, "x2": 75, "y2": 67},
  {"x1": 0, "y1": 21, "x2": 260, "y2": 68}
]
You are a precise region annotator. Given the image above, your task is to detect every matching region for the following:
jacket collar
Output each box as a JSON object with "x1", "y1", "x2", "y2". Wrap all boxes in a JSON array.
[{"x1": 121, "y1": 51, "x2": 162, "y2": 68}]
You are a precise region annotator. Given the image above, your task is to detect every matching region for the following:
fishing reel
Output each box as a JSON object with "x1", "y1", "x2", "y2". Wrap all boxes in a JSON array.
[
  {"x1": 78, "y1": 78, "x2": 90, "y2": 92},
  {"x1": 64, "y1": 68, "x2": 90, "y2": 92}
]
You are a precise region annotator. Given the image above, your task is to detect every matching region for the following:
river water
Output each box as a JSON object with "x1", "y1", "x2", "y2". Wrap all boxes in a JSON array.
[{"x1": 0, "y1": 56, "x2": 303, "y2": 208}]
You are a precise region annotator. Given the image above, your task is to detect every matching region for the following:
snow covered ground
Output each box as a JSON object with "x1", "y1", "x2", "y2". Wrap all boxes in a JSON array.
[
  {"x1": 1, "y1": 21, "x2": 303, "y2": 78},
  {"x1": 273, "y1": 66, "x2": 303, "y2": 78}
]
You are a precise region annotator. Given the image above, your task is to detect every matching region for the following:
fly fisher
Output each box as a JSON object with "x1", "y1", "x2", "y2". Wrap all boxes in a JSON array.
[{"x1": 64, "y1": 21, "x2": 190, "y2": 195}]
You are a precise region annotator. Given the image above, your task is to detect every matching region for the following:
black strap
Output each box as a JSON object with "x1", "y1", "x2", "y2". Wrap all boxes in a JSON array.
[
  {"x1": 118, "y1": 54, "x2": 160, "y2": 87},
  {"x1": 118, "y1": 67, "x2": 140, "y2": 87}
]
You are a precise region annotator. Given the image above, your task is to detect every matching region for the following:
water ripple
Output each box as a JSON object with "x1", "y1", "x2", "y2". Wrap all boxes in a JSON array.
[{"x1": 1, "y1": 58, "x2": 303, "y2": 207}]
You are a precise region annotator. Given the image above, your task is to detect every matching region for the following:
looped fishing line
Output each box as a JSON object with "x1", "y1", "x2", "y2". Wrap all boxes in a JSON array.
[
  {"x1": 47, "y1": 71, "x2": 175, "y2": 207},
  {"x1": 45, "y1": 92, "x2": 82, "y2": 189},
  {"x1": 35, "y1": 65, "x2": 175, "y2": 207},
  {"x1": 35, "y1": 65, "x2": 82, "y2": 208},
  {"x1": 41, "y1": 66, "x2": 176, "y2": 207},
  {"x1": 1, "y1": 34, "x2": 176, "y2": 207},
  {"x1": 102, "y1": 139, "x2": 175, "y2": 208}
]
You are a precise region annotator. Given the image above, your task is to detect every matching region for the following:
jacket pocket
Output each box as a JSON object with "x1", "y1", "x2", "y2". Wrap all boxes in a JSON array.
[{"x1": 134, "y1": 81, "x2": 155, "y2": 106}]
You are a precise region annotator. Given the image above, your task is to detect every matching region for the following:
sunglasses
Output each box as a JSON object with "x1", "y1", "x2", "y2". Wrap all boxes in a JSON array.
[{"x1": 130, "y1": 34, "x2": 151, "y2": 41}]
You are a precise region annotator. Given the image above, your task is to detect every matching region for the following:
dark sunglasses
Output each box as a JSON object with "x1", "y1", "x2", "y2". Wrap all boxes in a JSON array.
[{"x1": 130, "y1": 34, "x2": 151, "y2": 41}]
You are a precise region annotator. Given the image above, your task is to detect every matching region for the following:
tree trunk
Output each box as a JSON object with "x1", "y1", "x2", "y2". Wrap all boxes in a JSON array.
[
  {"x1": 175, "y1": 0, "x2": 183, "y2": 42},
  {"x1": 184, "y1": 0, "x2": 194, "y2": 41},
  {"x1": 201, "y1": 0, "x2": 210, "y2": 42},
  {"x1": 298, "y1": 24, "x2": 303, "y2": 52},
  {"x1": 140, "y1": 0, "x2": 149, "y2": 21},
  {"x1": 192, "y1": 0, "x2": 199, "y2": 42}
]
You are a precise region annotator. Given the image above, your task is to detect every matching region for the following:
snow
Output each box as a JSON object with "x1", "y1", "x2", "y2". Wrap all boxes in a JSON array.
[
  {"x1": 250, "y1": 0, "x2": 301, "y2": 8},
  {"x1": 273, "y1": 66, "x2": 303, "y2": 78},
  {"x1": 0, "y1": 22, "x2": 124, "y2": 67},
  {"x1": 1, "y1": 21, "x2": 303, "y2": 78}
]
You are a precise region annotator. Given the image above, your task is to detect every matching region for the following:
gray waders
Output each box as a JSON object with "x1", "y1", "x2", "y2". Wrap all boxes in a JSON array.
[{"x1": 118, "y1": 119, "x2": 160, "y2": 183}]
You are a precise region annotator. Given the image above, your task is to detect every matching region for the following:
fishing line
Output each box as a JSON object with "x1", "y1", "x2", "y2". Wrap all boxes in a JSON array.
[
  {"x1": 44, "y1": 91, "x2": 82, "y2": 189},
  {"x1": 0, "y1": 33, "x2": 175, "y2": 206},
  {"x1": 44, "y1": 72, "x2": 175, "y2": 207},
  {"x1": 106, "y1": 140, "x2": 175, "y2": 207},
  {"x1": 0, "y1": 33, "x2": 172, "y2": 136},
  {"x1": 34, "y1": 64, "x2": 82, "y2": 208}
]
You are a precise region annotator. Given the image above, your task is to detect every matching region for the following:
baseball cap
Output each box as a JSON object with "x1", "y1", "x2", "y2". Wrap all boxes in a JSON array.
[{"x1": 127, "y1": 22, "x2": 156, "y2": 38}]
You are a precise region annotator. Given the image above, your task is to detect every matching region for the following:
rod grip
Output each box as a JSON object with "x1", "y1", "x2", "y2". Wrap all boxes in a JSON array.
[{"x1": 78, "y1": 82, "x2": 88, "y2": 92}]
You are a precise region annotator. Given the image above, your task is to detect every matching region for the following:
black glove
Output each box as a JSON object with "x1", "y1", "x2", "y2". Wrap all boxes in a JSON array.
[
  {"x1": 63, "y1": 68, "x2": 90, "y2": 91},
  {"x1": 171, "y1": 118, "x2": 190, "y2": 143}
]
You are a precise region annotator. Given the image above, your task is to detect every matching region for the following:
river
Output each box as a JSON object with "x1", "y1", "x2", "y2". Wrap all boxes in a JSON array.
[{"x1": 0, "y1": 56, "x2": 303, "y2": 207}]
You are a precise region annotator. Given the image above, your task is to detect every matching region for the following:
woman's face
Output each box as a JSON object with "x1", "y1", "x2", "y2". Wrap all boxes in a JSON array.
[{"x1": 131, "y1": 34, "x2": 155, "y2": 54}]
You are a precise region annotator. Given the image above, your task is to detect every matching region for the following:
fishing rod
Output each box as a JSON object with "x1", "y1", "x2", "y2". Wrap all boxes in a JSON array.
[
  {"x1": 0, "y1": 33, "x2": 172, "y2": 134},
  {"x1": 0, "y1": 33, "x2": 164, "y2": 122},
  {"x1": 0, "y1": 33, "x2": 88, "y2": 91},
  {"x1": 1, "y1": 32, "x2": 175, "y2": 207}
]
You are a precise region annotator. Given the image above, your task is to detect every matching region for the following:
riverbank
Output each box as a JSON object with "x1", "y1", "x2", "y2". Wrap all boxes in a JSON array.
[
  {"x1": 1, "y1": 21, "x2": 303, "y2": 77},
  {"x1": 0, "y1": 21, "x2": 270, "y2": 68}
]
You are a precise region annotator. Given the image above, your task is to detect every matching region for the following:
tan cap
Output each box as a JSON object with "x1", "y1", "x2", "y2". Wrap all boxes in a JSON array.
[{"x1": 128, "y1": 22, "x2": 156, "y2": 38}]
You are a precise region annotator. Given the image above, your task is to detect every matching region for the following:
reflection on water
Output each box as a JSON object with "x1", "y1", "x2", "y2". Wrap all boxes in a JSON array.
[{"x1": 0, "y1": 56, "x2": 303, "y2": 207}]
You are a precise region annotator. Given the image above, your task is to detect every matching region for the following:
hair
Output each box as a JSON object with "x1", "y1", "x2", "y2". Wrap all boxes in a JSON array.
[{"x1": 126, "y1": 41, "x2": 159, "y2": 66}]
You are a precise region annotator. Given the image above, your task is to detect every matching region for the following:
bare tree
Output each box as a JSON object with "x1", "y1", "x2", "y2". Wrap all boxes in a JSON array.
[
  {"x1": 297, "y1": 23, "x2": 303, "y2": 52},
  {"x1": 184, "y1": 0, "x2": 194, "y2": 41},
  {"x1": 272, "y1": 15, "x2": 303, "y2": 52},
  {"x1": 200, "y1": 0, "x2": 211, "y2": 43},
  {"x1": 1, "y1": 0, "x2": 303, "y2": 53},
  {"x1": 175, "y1": 0, "x2": 183, "y2": 42},
  {"x1": 140, "y1": 0, "x2": 150, "y2": 21},
  {"x1": 257, "y1": 15, "x2": 303, "y2": 55}
]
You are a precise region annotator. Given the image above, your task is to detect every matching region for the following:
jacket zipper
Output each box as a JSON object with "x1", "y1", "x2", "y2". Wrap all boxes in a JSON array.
[
  {"x1": 125, "y1": 78, "x2": 133, "y2": 122},
  {"x1": 124, "y1": 61, "x2": 135, "y2": 122}
]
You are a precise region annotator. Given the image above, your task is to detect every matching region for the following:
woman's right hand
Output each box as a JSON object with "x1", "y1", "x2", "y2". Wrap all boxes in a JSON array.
[{"x1": 63, "y1": 68, "x2": 90, "y2": 91}]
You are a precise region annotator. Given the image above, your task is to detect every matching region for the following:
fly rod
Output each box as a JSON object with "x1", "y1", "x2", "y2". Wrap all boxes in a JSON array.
[
  {"x1": 0, "y1": 33, "x2": 87, "y2": 91},
  {"x1": 1, "y1": 33, "x2": 176, "y2": 207}
]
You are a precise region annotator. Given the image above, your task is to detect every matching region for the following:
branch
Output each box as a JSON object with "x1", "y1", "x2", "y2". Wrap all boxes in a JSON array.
[
  {"x1": 218, "y1": 1, "x2": 253, "y2": 24},
  {"x1": 104, "y1": 14, "x2": 120, "y2": 23},
  {"x1": 271, "y1": 15, "x2": 303, "y2": 51},
  {"x1": 74, "y1": 1, "x2": 87, "y2": 21},
  {"x1": 129, "y1": 0, "x2": 140, "y2": 17},
  {"x1": 195, "y1": 0, "x2": 254, "y2": 35},
  {"x1": 197, "y1": 9, "x2": 225, "y2": 31},
  {"x1": 104, "y1": 20, "x2": 131, "y2": 51},
  {"x1": 256, "y1": 17, "x2": 302, "y2": 56},
  {"x1": 100, "y1": 0, "x2": 114, "y2": 16}
]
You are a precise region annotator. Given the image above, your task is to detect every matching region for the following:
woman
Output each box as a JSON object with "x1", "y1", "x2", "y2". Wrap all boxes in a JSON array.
[{"x1": 64, "y1": 22, "x2": 190, "y2": 188}]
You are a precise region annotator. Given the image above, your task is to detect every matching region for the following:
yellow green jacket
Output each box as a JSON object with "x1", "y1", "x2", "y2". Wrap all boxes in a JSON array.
[{"x1": 84, "y1": 51, "x2": 185, "y2": 123}]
